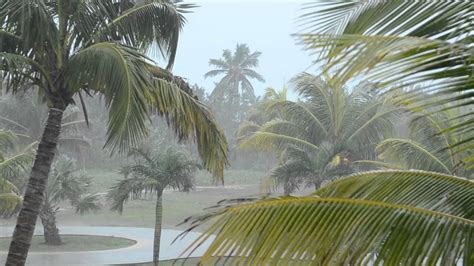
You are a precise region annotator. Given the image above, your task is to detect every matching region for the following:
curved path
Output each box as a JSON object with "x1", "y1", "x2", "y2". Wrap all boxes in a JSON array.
[{"x1": 0, "y1": 226, "x2": 213, "y2": 265}]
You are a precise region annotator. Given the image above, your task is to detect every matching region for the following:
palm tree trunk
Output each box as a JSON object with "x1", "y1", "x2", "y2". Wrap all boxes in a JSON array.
[
  {"x1": 153, "y1": 189, "x2": 163, "y2": 266},
  {"x1": 39, "y1": 202, "x2": 62, "y2": 245},
  {"x1": 6, "y1": 104, "x2": 66, "y2": 266}
]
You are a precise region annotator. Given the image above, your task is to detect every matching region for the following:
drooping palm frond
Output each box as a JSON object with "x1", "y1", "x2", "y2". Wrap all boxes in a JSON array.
[
  {"x1": 67, "y1": 42, "x2": 155, "y2": 152},
  {"x1": 181, "y1": 170, "x2": 474, "y2": 265},
  {"x1": 298, "y1": 0, "x2": 474, "y2": 167}
]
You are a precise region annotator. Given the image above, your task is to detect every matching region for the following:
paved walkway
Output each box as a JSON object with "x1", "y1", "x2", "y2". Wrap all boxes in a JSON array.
[{"x1": 0, "y1": 226, "x2": 213, "y2": 265}]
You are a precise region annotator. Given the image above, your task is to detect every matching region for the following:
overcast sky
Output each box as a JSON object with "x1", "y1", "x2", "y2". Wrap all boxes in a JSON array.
[{"x1": 167, "y1": 0, "x2": 314, "y2": 97}]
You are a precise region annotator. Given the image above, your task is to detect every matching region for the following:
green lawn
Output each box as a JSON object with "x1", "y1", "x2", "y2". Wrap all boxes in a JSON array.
[
  {"x1": 1, "y1": 169, "x2": 266, "y2": 231},
  {"x1": 0, "y1": 235, "x2": 135, "y2": 252}
]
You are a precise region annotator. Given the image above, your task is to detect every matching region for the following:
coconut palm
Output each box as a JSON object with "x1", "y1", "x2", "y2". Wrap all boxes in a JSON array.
[
  {"x1": 298, "y1": 0, "x2": 474, "y2": 168},
  {"x1": 238, "y1": 74, "x2": 400, "y2": 194},
  {"x1": 0, "y1": 1, "x2": 228, "y2": 264},
  {"x1": 108, "y1": 147, "x2": 197, "y2": 265},
  {"x1": 40, "y1": 155, "x2": 100, "y2": 245},
  {"x1": 182, "y1": 170, "x2": 474, "y2": 265},
  {"x1": 205, "y1": 43, "x2": 265, "y2": 107}
]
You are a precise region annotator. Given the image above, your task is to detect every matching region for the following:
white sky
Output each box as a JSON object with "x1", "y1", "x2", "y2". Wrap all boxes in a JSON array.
[{"x1": 166, "y1": 1, "x2": 314, "y2": 97}]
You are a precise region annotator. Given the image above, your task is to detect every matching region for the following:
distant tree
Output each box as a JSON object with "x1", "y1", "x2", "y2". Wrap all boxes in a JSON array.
[
  {"x1": 40, "y1": 155, "x2": 100, "y2": 245},
  {"x1": 206, "y1": 44, "x2": 265, "y2": 106},
  {"x1": 108, "y1": 147, "x2": 197, "y2": 265},
  {"x1": 238, "y1": 74, "x2": 400, "y2": 194},
  {"x1": 205, "y1": 44, "x2": 265, "y2": 131}
]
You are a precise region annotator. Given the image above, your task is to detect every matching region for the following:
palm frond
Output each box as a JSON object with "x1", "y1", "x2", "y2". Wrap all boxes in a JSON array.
[
  {"x1": 0, "y1": 193, "x2": 22, "y2": 216},
  {"x1": 316, "y1": 170, "x2": 474, "y2": 219},
  {"x1": 74, "y1": 193, "x2": 101, "y2": 215},
  {"x1": 183, "y1": 197, "x2": 473, "y2": 265},
  {"x1": 377, "y1": 138, "x2": 452, "y2": 174},
  {"x1": 146, "y1": 68, "x2": 228, "y2": 180},
  {"x1": 88, "y1": 0, "x2": 194, "y2": 69},
  {"x1": 67, "y1": 42, "x2": 155, "y2": 153},
  {"x1": 181, "y1": 170, "x2": 474, "y2": 265}
]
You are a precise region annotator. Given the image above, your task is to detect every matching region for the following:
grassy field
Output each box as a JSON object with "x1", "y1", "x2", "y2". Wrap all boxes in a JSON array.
[
  {"x1": 0, "y1": 235, "x2": 135, "y2": 252},
  {"x1": 1, "y1": 169, "x2": 267, "y2": 231}
]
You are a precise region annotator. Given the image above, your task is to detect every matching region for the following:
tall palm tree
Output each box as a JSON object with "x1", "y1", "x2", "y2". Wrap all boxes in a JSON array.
[
  {"x1": 40, "y1": 155, "x2": 100, "y2": 245},
  {"x1": 183, "y1": 170, "x2": 474, "y2": 265},
  {"x1": 108, "y1": 147, "x2": 197, "y2": 265},
  {"x1": 205, "y1": 43, "x2": 265, "y2": 107},
  {"x1": 238, "y1": 74, "x2": 400, "y2": 194},
  {"x1": 0, "y1": 1, "x2": 228, "y2": 264},
  {"x1": 298, "y1": 0, "x2": 474, "y2": 168}
]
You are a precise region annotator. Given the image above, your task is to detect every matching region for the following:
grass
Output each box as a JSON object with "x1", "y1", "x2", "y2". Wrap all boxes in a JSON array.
[
  {"x1": 0, "y1": 169, "x2": 267, "y2": 231},
  {"x1": 0, "y1": 235, "x2": 136, "y2": 252}
]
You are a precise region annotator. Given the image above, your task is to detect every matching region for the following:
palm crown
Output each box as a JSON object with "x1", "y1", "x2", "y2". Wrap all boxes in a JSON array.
[
  {"x1": 205, "y1": 43, "x2": 265, "y2": 106},
  {"x1": 238, "y1": 74, "x2": 400, "y2": 193}
]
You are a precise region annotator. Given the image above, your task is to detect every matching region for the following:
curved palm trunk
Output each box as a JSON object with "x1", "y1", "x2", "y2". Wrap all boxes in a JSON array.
[
  {"x1": 6, "y1": 105, "x2": 65, "y2": 266},
  {"x1": 153, "y1": 189, "x2": 163, "y2": 266},
  {"x1": 39, "y1": 202, "x2": 62, "y2": 245}
]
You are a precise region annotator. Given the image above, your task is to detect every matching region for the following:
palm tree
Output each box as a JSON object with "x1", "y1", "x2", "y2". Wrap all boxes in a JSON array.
[
  {"x1": 205, "y1": 43, "x2": 265, "y2": 107},
  {"x1": 182, "y1": 170, "x2": 474, "y2": 265},
  {"x1": 298, "y1": 0, "x2": 474, "y2": 168},
  {"x1": 238, "y1": 74, "x2": 400, "y2": 194},
  {"x1": 108, "y1": 147, "x2": 197, "y2": 265},
  {"x1": 40, "y1": 155, "x2": 100, "y2": 245},
  {"x1": 0, "y1": 1, "x2": 228, "y2": 264}
]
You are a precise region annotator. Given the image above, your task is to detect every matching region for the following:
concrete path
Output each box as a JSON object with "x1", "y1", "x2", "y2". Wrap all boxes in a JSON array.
[{"x1": 0, "y1": 226, "x2": 213, "y2": 265}]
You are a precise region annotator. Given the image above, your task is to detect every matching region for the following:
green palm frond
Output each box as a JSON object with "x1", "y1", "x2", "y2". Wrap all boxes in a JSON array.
[
  {"x1": 148, "y1": 72, "x2": 228, "y2": 180},
  {"x1": 0, "y1": 193, "x2": 22, "y2": 216},
  {"x1": 316, "y1": 170, "x2": 474, "y2": 219},
  {"x1": 0, "y1": 152, "x2": 33, "y2": 180},
  {"x1": 67, "y1": 42, "x2": 153, "y2": 152},
  {"x1": 377, "y1": 138, "x2": 452, "y2": 174},
  {"x1": 0, "y1": 130, "x2": 16, "y2": 152},
  {"x1": 74, "y1": 193, "x2": 101, "y2": 215},
  {"x1": 85, "y1": 0, "x2": 195, "y2": 69},
  {"x1": 182, "y1": 170, "x2": 474, "y2": 265}
]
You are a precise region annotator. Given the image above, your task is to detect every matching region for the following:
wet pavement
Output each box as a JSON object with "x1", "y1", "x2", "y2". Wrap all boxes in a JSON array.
[{"x1": 0, "y1": 226, "x2": 213, "y2": 265}]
